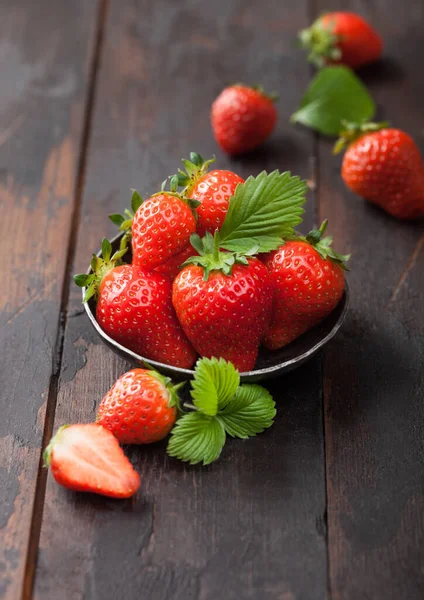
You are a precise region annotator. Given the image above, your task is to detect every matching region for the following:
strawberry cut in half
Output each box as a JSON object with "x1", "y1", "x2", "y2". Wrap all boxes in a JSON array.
[{"x1": 44, "y1": 424, "x2": 140, "y2": 498}]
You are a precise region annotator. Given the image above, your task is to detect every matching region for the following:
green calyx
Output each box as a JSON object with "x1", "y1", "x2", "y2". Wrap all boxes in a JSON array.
[
  {"x1": 233, "y1": 83, "x2": 279, "y2": 102},
  {"x1": 333, "y1": 120, "x2": 390, "y2": 154},
  {"x1": 183, "y1": 230, "x2": 259, "y2": 281},
  {"x1": 302, "y1": 220, "x2": 350, "y2": 269},
  {"x1": 149, "y1": 369, "x2": 186, "y2": 413},
  {"x1": 165, "y1": 151, "x2": 215, "y2": 193},
  {"x1": 298, "y1": 16, "x2": 342, "y2": 68},
  {"x1": 73, "y1": 236, "x2": 129, "y2": 303},
  {"x1": 43, "y1": 424, "x2": 70, "y2": 468},
  {"x1": 108, "y1": 189, "x2": 144, "y2": 241}
]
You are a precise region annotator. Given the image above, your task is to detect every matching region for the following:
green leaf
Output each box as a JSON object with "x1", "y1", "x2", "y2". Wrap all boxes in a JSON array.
[
  {"x1": 167, "y1": 412, "x2": 226, "y2": 465},
  {"x1": 109, "y1": 213, "x2": 126, "y2": 226},
  {"x1": 131, "y1": 190, "x2": 143, "y2": 213},
  {"x1": 101, "y1": 238, "x2": 112, "y2": 261},
  {"x1": 220, "y1": 235, "x2": 284, "y2": 254},
  {"x1": 191, "y1": 357, "x2": 240, "y2": 416},
  {"x1": 219, "y1": 171, "x2": 307, "y2": 251},
  {"x1": 291, "y1": 66, "x2": 376, "y2": 136},
  {"x1": 73, "y1": 273, "x2": 91, "y2": 287},
  {"x1": 218, "y1": 384, "x2": 276, "y2": 439}
]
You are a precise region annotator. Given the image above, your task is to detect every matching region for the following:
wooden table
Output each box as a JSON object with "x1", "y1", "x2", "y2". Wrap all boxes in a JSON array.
[{"x1": 1, "y1": 1, "x2": 423, "y2": 598}]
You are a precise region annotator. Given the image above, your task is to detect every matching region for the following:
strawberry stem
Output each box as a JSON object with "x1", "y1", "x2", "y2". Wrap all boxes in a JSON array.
[{"x1": 333, "y1": 120, "x2": 390, "y2": 154}]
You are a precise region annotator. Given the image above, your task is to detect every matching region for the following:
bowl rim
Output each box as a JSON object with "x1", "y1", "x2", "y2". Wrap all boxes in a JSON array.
[{"x1": 82, "y1": 232, "x2": 349, "y2": 377}]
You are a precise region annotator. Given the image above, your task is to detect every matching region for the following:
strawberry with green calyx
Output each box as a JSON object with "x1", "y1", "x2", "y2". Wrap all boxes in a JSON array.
[
  {"x1": 173, "y1": 152, "x2": 244, "y2": 237},
  {"x1": 167, "y1": 357, "x2": 276, "y2": 465},
  {"x1": 262, "y1": 220, "x2": 349, "y2": 350},
  {"x1": 211, "y1": 84, "x2": 278, "y2": 156},
  {"x1": 110, "y1": 188, "x2": 197, "y2": 270},
  {"x1": 44, "y1": 424, "x2": 141, "y2": 498},
  {"x1": 335, "y1": 122, "x2": 424, "y2": 220},
  {"x1": 173, "y1": 230, "x2": 273, "y2": 372},
  {"x1": 299, "y1": 12, "x2": 383, "y2": 70},
  {"x1": 97, "y1": 368, "x2": 184, "y2": 444},
  {"x1": 74, "y1": 238, "x2": 197, "y2": 369},
  {"x1": 172, "y1": 170, "x2": 308, "y2": 371}
]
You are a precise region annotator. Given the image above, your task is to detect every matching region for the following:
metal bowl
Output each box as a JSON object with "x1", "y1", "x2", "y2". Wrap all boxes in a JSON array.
[{"x1": 83, "y1": 233, "x2": 349, "y2": 382}]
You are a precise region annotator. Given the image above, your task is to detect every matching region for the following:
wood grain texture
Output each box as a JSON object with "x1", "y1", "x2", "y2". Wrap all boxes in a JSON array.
[
  {"x1": 34, "y1": 1, "x2": 329, "y2": 599},
  {"x1": 0, "y1": 1, "x2": 99, "y2": 598},
  {"x1": 315, "y1": 1, "x2": 424, "y2": 598}
]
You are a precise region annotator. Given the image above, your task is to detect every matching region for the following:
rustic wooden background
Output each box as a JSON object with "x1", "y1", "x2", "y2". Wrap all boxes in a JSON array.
[{"x1": 1, "y1": 0, "x2": 423, "y2": 598}]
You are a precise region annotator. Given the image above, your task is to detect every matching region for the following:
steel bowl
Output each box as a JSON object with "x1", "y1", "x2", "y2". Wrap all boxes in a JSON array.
[{"x1": 82, "y1": 233, "x2": 349, "y2": 382}]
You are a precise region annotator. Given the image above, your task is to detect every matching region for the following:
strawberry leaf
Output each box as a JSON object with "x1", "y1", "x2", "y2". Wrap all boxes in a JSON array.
[
  {"x1": 191, "y1": 357, "x2": 240, "y2": 416},
  {"x1": 218, "y1": 384, "x2": 276, "y2": 439},
  {"x1": 219, "y1": 170, "x2": 307, "y2": 253},
  {"x1": 167, "y1": 412, "x2": 226, "y2": 465},
  {"x1": 131, "y1": 189, "x2": 143, "y2": 213},
  {"x1": 291, "y1": 66, "x2": 376, "y2": 136}
]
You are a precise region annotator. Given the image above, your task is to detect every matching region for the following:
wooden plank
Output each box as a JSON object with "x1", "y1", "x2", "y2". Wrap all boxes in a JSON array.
[
  {"x1": 0, "y1": 1, "x2": 101, "y2": 598},
  {"x1": 34, "y1": 1, "x2": 329, "y2": 599},
  {"x1": 315, "y1": 1, "x2": 424, "y2": 598}
]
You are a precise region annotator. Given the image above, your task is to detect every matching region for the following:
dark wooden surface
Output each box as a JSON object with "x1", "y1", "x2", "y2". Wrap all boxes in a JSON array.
[{"x1": 0, "y1": 0, "x2": 423, "y2": 599}]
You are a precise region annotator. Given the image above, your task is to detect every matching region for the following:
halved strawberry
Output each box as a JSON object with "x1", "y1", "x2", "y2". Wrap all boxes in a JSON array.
[{"x1": 44, "y1": 424, "x2": 141, "y2": 498}]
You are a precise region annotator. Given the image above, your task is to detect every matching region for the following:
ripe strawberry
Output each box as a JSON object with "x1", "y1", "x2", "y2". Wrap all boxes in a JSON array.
[
  {"x1": 174, "y1": 153, "x2": 244, "y2": 237},
  {"x1": 299, "y1": 12, "x2": 382, "y2": 70},
  {"x1": 131, "y1": 192, "x2": 196, "y2": 269},
  {"x1": 44, "y1": 424, "x2": 140, "y2": 498},
  {"x1": 262, "y1": 221, "x2": 348, "y2": 350},
  {"x1": 211, "y1": 85, "x2": 278, "y2": 156},
  {"x1": 154, "y1": 244, "x2": 197, "y2": 280},
  {"x1": 172, "y1": 233, "x2": 273, "y2": 372},
  {"x1": 97, "y1": 368, "x2": 182, "y2": 444},
  {"x1": 337, "y1": 123, "x2": 424, "y2": 220},
  {"x1": 74, "y1": 239, "x2": 197, "y2": 368}
]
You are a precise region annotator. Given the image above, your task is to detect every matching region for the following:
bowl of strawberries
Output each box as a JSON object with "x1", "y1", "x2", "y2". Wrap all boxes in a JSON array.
[{"x1": 75, "y1": 154, "x2": 349, "y2": 382}]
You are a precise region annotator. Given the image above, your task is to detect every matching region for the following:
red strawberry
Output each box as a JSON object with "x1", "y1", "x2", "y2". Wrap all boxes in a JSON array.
[
  {"x1": 44, "y1": 424, "x2": 140, "y2": 498},
  {"x1": 337, "y1": 123, "x2": 424, "y2": 220},
  {"x1": 131, "y1": 192, "x2": 196, "y2": 269},
  {"x1": 211, "y1": 85, "x2": 278, "y2": 156},
  {"x1": 299, "y1": 12, "x2": 382, "y2": 69},
  {"x1": 262, "y1": 221, "x2": 348, "y2": 350},
  {"x1": 154, "y1": 244, "x2": 198, "y2": 280},
  {"x1": 97, "y1": 368, "x2": 181, "y2": 444},
  {"x1": 172, "y1": 233, "x2": 273, "y2": 372},
  {"x1": 174, "y1": 153, "x2": 244, "y2": 237},
  {"x1": 74, "y1": 239, "x2": 197, "y2": 368}
]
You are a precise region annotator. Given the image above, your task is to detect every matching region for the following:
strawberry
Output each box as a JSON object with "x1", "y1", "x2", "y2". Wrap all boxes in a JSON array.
[
  {"x1": 211, "y1": 85, "x2": 278, "y2": 156},
  {"x1": 337, "y1": 123, "x2": 424, "y2": 220},
  {"x1": 154, "y1": 244, "x2": 197, "y2": 280},
  {"x1": 174, "y1": 153, "x2": 244, "y2": 237},
  {"x1": 97, "y1": 368, "x2": 182, "y2": 444},
  {"x1": 44, "y1": 424, "x2": 140, "y2": 498},
  {"x1": 299, "y1": 12, "x2": 382, "y2": 70},
  {"x1": 172, "y1": 232, "x2": 273, "y2": 372},
  {"x1": 131, "y1": 192, "x2": 196, "y2": 269},
  {"x1": 262, "y1": 221, "x2": 348, "y2": 350},
  {"x1": 74, "y1": 239, "x2": 197, "y2": 368}
]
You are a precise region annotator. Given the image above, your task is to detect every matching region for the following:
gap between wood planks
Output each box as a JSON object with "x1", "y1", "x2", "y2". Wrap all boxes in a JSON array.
[
  {"x1": 20, "y1": 1, "x2": 110, "y2": 598},
  {"x1": 306, "y1": 0, "x2": 333, "y2": 597}
]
